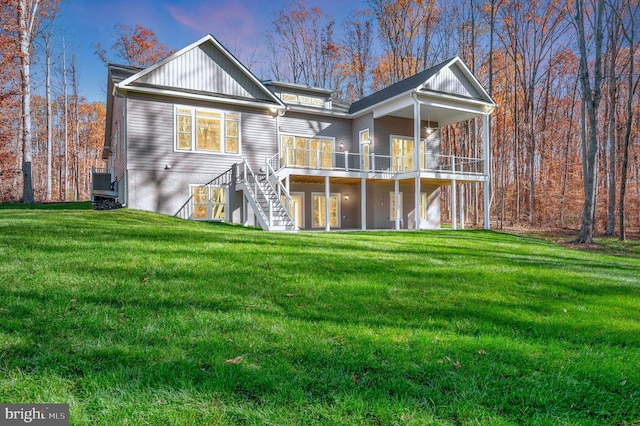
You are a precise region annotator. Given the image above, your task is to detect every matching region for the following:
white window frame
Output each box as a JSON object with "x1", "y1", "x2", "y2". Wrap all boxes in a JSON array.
[
  {"x1": 280, "y1": 134, "x2": 336, "y2": 169},
  {"x1": 390, "y1": 135, "x2": 415, "y2": 172},
  {"x1": 189, "y1": 184, "x2": 229, "y2": 221},
  {"x1": 174, "y1": 105, "x2": 241, "y2": 155},
  {"x1": 390, "y1": 191, "x2": 403, "y2": 221},
  {"x1": 283, "y1": 192, "x2": 305, "y2": 229},
  {"x1": 359, "y1": 128, "x2": 371, "y2": 171},
  {"x1": 311, "y1": 192, "x2": 341, "y2": 229}
]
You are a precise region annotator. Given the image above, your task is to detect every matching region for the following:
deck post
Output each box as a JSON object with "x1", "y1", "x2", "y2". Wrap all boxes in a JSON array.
[
  {"x1": 460, "y1": 184, "x2": 465, "y2": 229},
  {"x1": 325, "y1": 176, "x2": 330, "y2": 231},
  {"x1": 361, "y1": 178, "x2": 367, "y2": 230},
  {"x1": 394, "y1": 179, "x2": 400, "y2": 230},
  {"x1": 451, "y1": 180, "x2": 457, "y2": 230},
  {"x1": 414, "y1": 98, "x2": 421, "y2": 230},
  {"x1": 483, "y1": 113, "x2": 491, "y2": 230}
]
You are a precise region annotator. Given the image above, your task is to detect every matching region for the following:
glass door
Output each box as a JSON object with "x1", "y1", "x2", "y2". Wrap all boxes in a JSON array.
[{"x1": 312, "y1": 193, "x2": 340, "y2": 228}]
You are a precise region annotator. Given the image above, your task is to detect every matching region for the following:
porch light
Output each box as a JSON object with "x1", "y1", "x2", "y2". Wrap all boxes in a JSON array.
[
  {"x1": 339, "y1": 143, "x2": 344, "y2": 150},
  {"x1": 344, "y1": 194, "x2": 349, "y2": 201},
  {"x1": 424, "y1": 126, "x2": 434, "y2": 136},
  {"x1": 164, "y1": 164, "x2": 171, "y2": 170}
]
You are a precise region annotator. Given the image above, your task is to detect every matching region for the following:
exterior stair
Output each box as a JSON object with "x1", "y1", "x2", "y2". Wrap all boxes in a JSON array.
[{"x1": 235, "y1": 161, "x2": 297, "y2": 232}]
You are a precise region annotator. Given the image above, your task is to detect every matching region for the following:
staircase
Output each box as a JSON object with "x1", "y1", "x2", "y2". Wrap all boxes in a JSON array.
[{"x1": 236, "y1": 161, "x2": 297, "y2": 232}]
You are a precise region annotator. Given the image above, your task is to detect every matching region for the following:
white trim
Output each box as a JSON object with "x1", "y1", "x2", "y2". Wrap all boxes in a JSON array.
[
  {"x1": 390, "y1": 134, "x2": 415, "y2": 172},
  {"x1": 174, "y1": 104, "x2": 242, "y2": 156},
  {"x1": 390, "y1": 191, "x2": 403, "y2": 221},
  {"x1": 117, "y1": 85, "x2": 283, "y2": 111},
  {"x1": 422, "y1": 57, "x2": 496, "y2": 108},
  {"x1": 311, "y1": 192, "x2": 341, "y2": 229},
  {"x1": 280, "y1": 133, "x2": 336, "y2": 169},
  {"x1": 189, "y1": 183, "x2": 229, "y2": 221},
  {"x1": 289, "y1": 192, "x2": 305, "y2": 229},
  {"x1": 359, "y1": 128, "x2": 371, "y2": 171}
]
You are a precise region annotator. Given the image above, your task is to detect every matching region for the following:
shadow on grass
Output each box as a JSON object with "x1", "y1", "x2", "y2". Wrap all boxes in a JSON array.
[{"x1": 1, "y1": 211, "x2": 639, "y2": 424}]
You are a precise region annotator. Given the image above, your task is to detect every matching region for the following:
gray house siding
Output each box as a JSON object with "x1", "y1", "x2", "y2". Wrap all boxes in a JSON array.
[
  {"x1": 136, "y1": 44, "x2": 270, "y2": 101},
  {"x1": 289, "y1": 182, "x2": 359, "y2": 230},
  {"x1": 374, "y1": 116, "x2": 414, "y2": 157},
  {"x1": 278, "y1": 112, "x2": 352, "y2": 151},
  {"x1": 352, "y1": 114, "x2": 374, "y2": 151},
  {"x1": 365, "y1": 182, "x2": 440, "y2": 229},
  {"x1": 374, "y1": 116, "x2": 441, "y2": 160},
  {"x1": 124, "y1": 92, "x2": 277, "y2": 215},
  {"x1": 106, "y1": 95, "x2": 126, "y2": 203}
]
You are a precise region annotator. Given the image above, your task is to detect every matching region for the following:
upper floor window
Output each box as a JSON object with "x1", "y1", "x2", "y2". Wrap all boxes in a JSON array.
[
  {"x1": 281, "y1": 92, "x2": 326, "y2": 108},
  {"x1": 175, "y1": 106, "x2": 240, "y2": 154}
]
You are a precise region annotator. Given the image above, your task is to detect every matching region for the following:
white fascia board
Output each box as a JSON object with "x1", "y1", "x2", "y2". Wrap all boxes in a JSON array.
[
  {"x1": 417, "y1": 92, "x2": 495, "y2": 114},
  {"x1": 118, "y1": 85, "x2": 285, "y2": 111},
  {"x1": 350, "y1": 90, "x2": 415, "y2": 119},
  {"x1": 285, "y1": 105, "x2": 350, "y2": 118},
  {"x1": 371, "y1": 95, "x2": 415, "y2": 119}
]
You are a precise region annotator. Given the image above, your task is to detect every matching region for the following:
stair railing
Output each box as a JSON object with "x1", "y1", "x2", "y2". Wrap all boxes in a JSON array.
[
  {"x1": 174, "y1": 167, "x2": 234, "y2": 219},
  {"x1": 265, "y1": 159, "x2": 297, "y2": 228}
]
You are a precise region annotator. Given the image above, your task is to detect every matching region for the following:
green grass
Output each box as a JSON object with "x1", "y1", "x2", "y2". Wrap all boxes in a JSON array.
[{"x1": 1, "y1": 207, "x2": 639, "y2": 425}]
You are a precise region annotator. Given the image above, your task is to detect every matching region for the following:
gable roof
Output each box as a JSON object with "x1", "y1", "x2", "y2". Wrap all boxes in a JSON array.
[
  {"x1": 349, "y1": 56, "x2": 496, "y2": 115},
  {"x1": 115, "y1": 34, "x2": 286, "y2": 109}
]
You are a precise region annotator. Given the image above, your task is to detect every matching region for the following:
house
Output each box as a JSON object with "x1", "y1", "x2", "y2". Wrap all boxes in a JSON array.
[{"x1": 97, "y1": 34, "x2": 496, "y2": 231}]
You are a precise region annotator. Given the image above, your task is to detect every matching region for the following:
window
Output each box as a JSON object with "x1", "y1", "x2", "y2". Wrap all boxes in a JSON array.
[
  {"x1": 281, "y1": 192, "x2": 304, "y2": 229},
  {"x1": 390, "y1": 192, "x2": 403, "y2": 221},
  {"x1": 281, "y1": 135, "x2": 334, "y2": 169},
  {"x1": 312, "y1": 193, "x2": 340, "y2": 228},
  {"x1": 391, "y1": 136, "x2": 415, "y2": 172},
  {"x1": 190, "y1": 184, "x2": 227, "y2": 221},
  {"x1": 360, "y1": 129, "x2": 370, "y2": 171},
  {"x1": 175, "y1": 106, "x2": 240, "y2": 154},
  {"x1": 420, "y1": 193, "x2": 427, "y2": 220},
  {"x1": 281, "y1": 92, "x2": 325, "y2": 108}
]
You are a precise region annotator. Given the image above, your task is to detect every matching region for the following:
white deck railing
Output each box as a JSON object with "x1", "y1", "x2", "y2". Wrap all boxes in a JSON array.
[{"x1": 267, "y1": 148, "x2": 484, "y2": 176}]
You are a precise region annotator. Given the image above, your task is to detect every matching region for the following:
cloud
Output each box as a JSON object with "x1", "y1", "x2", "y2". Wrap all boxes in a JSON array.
[{"x1": 166, "y1": 1, "x2": 259, "y2": 40}]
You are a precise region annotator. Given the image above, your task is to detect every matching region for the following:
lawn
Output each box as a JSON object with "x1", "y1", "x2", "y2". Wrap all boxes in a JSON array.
[{"x1": 0, "y1": 206, "x2": 639, "y2": 425}]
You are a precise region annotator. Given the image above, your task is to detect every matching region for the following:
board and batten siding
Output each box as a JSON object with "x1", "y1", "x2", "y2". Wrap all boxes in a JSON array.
[
  {"x1": 423, "y1": 64, "x2": 482, "y2": 99},
  {"x1": 135, "y1": 43, "x2": 270, "y2": 101},
  {"x1": 125, "y1": 92, "x2": 278, "y2": 215},
  {"x1": 278, "y1": 112, "x2": 352, "y2": 151}
]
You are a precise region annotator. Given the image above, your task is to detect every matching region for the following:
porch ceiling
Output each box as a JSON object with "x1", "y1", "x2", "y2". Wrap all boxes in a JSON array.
[{"x1": 383, "y1": 103, "x2": 484, "y2": 127}]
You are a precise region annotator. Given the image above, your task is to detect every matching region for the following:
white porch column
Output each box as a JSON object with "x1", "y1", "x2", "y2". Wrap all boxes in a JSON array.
[
  {"x1": 483, "y1": 113, "x2": 491, "y2": 230},
  {"x1": 394, "y1": 179, "x2": 400, "y2": 230},
  {"x1": 285, "y1": 174, "x2": 290, "y2": 193},
  {"x1": 325, "y1": 176, "x2": 330, "y2": 232},
  {"x1": 361, "y1": 178, "x2": 367, "y2": 230},
  {"x1": 451, "y1": 180, "x2": 457, "y2": 230},
  {"x1": 414, "y1": 97, "x2": 421, "y2": 230},
  {"x1": 415, "y1": 176, "x2": 421, "y2": 230},
  {"x1": 460, "y1": 184, "x2": 465, "y2": 230}
]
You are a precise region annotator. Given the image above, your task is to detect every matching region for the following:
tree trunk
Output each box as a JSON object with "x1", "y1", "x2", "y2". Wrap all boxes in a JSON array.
[
  {"x1": 605, "y1": 10, "x2": 620, "y2": 236},
  {"x1": 618, "y1": 0, "x2": 638, "y2": 241},
  {"x1": 575, "y1": 0, "x2": 606, "y2": 244},
  {"x1": 19, "y1": 0, "x2": 36, "y2": 204}
]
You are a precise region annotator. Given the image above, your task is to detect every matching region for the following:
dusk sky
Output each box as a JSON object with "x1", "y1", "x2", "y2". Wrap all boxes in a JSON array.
[{"x1": 55, "y1": 0, "x2": 371, "y2": 103}]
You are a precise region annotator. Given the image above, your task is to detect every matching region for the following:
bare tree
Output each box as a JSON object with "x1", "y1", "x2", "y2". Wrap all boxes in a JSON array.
[
  {"x1": 342, "y1": 10, "x2": 374, "y2": 99},
  {"x1": 573, "y1": 0, "x2": 606, "y2": 243},
  {"x1": 618, "y1": 0, "x2": 640, "y2": 240}
]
